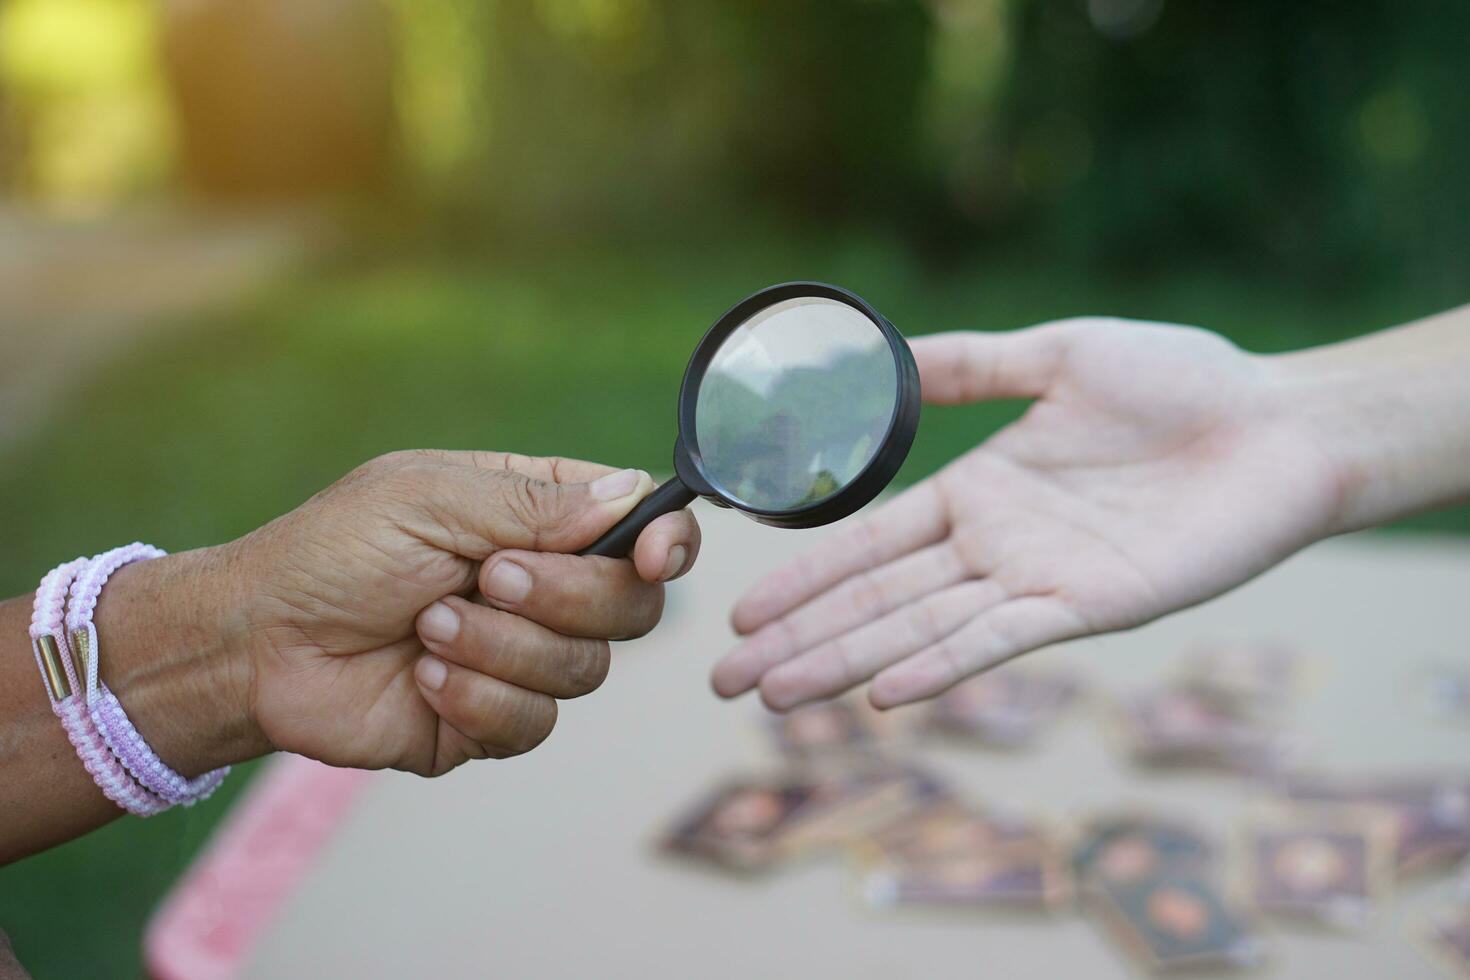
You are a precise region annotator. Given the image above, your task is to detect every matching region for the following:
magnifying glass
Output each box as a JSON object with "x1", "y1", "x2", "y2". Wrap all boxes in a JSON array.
[{"x1": 580, "y1": 281, "x2": 920, "y2": 558}]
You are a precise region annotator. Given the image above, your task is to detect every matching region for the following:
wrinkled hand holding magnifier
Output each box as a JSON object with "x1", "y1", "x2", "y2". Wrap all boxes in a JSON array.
[{"x1": 581, "y1": 282, "x2": 920, "y2": 557}]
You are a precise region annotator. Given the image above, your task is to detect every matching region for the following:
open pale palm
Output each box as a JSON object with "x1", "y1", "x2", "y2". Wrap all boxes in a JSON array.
[{"x1": 712, "y1": 317, "x2": 1345, "y2": 710}]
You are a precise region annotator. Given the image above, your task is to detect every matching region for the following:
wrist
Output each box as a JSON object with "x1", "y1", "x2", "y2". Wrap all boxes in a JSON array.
[
  {"x1": 1264, "y1": 310, "x2": 1470, "y2": 536},
  {"x1": 95, "y1": 543, "x2": 269, "y2": 777},
  {"x1": 1256, "y1": 349, "x2": 1368, "y2": 538}
]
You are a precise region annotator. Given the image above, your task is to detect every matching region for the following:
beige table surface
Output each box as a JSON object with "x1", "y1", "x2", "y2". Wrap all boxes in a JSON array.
[{"x1": 243, "y1": 501, "x2": 1470, "y2": 980}]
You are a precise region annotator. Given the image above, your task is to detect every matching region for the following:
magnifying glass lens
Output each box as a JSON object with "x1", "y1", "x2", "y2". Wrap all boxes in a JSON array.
[
  {"x1": 694, "y1": 297, "x2": 897, "y2": 512},
  {"x1": 577, "y1": 283, "x2": 916, "y2": 559}
]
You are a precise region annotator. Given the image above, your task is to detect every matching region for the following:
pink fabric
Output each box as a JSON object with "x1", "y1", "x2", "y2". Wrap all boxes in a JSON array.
[{"x1": 145, "y1": 755, "x2": 375, "y2": 980}]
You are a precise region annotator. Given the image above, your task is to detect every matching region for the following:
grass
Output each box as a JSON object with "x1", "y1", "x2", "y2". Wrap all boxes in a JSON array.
[{"x1": 1, "y1": 226, "x2": 1464, "y2": 977}]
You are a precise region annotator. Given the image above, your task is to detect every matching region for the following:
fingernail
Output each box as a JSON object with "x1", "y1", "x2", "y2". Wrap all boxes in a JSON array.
[
  {"x1": 416, "y1": 655, "x2": 447, "y2": 691},
  {"x1": 660, "y1": 545, "x2": 689, "y2": 582},
  {"x1": 590, "y1": 468, "x2": 642, "y2": 501},
  {"x1": 484, "y1": 559, "x2": 532, "y2": 603},
  {"x1": 419, "y1": 601, "x2": 460, "y2": 645}
]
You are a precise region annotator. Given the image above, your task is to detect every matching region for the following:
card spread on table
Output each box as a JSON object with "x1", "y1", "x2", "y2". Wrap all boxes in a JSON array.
[
  {"x1": 1245, "y1": 807, "x2": 1391, "y2": 930},
  {"x1": 790, "y1": 765, "x2": 952, "y2": 852},
  {"x1": 1114, "y1": 687, "x2": 1285, "y2": 774},
  {"x1": 926, "y1": 668, "x2": 1081, "y2": 748},
  {"x1": 766, "y1": 700, "x2": 882, "y2": 760},
  {"x1": 1073, "y1": 813, "x2": 1215, "y2": 887},
  {"x1": 1174, "y1": 641, "x2": 1304, "y2": 715},
  {"x1": 661, "y1": 776, "x2": 836, "y2": 870},
  {"x1": 662, "y1": 763, "x2": 955, "y2": 872},
  {"x1": 1278, "y1": 772, "x2": 1470, "y2": 875},
  {"x1": 1092, "y1": 869, "x2": 1265, "y2": 973},
  {"x1": 858, "y1": 802, "x2": 1068, "y2": 910}
]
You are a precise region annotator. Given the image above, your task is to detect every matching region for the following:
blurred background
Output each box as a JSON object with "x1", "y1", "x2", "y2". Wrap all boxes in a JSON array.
[{"x1": 0, "y1": 0, "x2": 1466, "y2": 974}]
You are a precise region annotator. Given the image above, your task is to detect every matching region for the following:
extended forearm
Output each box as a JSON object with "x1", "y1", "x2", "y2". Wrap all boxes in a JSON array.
[{"x1": 1272, "y1": 304, "x2": 1470, "y2": 534}]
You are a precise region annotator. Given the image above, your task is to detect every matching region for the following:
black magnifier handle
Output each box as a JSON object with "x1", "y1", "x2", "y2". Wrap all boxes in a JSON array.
[{"x1": 578, "y1": 477, "x2": 699, "y2": 558}]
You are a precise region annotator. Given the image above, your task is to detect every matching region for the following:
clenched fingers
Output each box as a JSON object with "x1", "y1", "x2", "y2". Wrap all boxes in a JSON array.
[
  {"x1": 416, "y1": 595, "x2": 610, "y2": 699},
  {"x1": 412, "y1": 655, "x2": 558, "y2": 766},
  {"x1": 478, "y1": 551, "x2": 666, "y2": 640}
]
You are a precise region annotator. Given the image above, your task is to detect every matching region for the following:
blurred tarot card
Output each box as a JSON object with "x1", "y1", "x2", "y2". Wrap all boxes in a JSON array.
[
  {"x1": 1279, "y1": 772, "x2": 1470, "y2": 875},
  {"x1": 1245, "y1": 807, "x2": 1391, "y2": 930},
  {"x1": 1426, "y1": 905, "x2": 1470, "y2": 978},
  {"x1": 1073, "y1": 813, "x2": 1215, "y2": 889},
  {"x1": 1176, "y1": 641, "x2": 1304, "y2": 716},
  {"x1": 765, "y1": 699, "x2": 882, "y2": 761},
  {"x1": 1093, "y1": 870, "x2": 1266, "y2": 974},
  {"x1": 928, "y1": 668, "x2": 1081, "y2": 748},
  {"x1": 1116, "y1": 687, "x2": 1286, "y2": 774},
  {"x1": 860, "y1": 802, "x2": 1069, "y2": 910},
  {"x1": 661, "y1": 776, "x2": 837, "y2": 871},
  {"x1": 806, "y1": 765, "x2": 952, "y2": 847},
  {"x1": 870, "y1": 800, "x2": 1037, "y2": 858}
]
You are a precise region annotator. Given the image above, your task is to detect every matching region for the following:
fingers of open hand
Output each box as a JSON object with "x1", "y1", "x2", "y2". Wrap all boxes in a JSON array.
[
  {"x1": 728, "y1": 481, "x2": 948, "y2": 637},
  {"x1": 910, "y1": 325, "x2": 1073, "y2": 405},
  {"x1": 712, "y1": 541, "x2": 968, "y2": 699},
  {"x1": 411, "y1": 655, "x2": 558, "y2": 765},
  {"x1": 756, "y1": 578, "x2": 1007, "y2": 711},
  {"x1": 416, "y1": 596, "x2": 610, "y2": 699},
  {"x1": 479, "y1": 550, "x2": 665, "y2": 640},
  {"x1": 869, "y1": 596, "x2": 1087, "y2": 708}
]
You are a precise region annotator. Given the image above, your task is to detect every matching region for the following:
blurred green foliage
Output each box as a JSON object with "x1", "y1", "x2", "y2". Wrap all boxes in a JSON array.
[
  {"x1": 989, "y1": 0, "x2": 1470, "y2": 301},
  {"x1": 4, "y1": 0, "x2": 1466, "y2": 306},
  {"x1": 477, "y1": 0, "x2": 932, "y2": 231},
  {"x1": 382, "y1": 0, "x2": 1469, "y2": 306}
]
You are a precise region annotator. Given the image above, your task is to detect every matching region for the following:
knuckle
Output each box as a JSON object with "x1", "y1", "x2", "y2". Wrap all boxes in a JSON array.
[
  {"x1": 363, "y1": 449, "x2": 424, "y2": 478},
  {"x1": 363, "y1": 451, "x2": 442, "y2": 498},
  {"x1": 503, "y1": 473, "x2": 568, "y2": 536},
  {"x1": 543, "y1": 456, "x2": 575, "y2": 483}
]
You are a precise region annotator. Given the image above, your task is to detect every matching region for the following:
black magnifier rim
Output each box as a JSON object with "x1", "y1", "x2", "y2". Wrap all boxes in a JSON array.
[{"x1": 675, "y1": 281, "x2": 920, "y2": 530}]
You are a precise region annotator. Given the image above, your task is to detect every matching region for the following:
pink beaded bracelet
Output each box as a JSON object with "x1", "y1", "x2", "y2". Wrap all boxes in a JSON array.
[
  {"x1": 30, "y1": 556, "x2": 168, "y2": 816},
  {"x1": 67, "y1": 544, "x2": 230, "y2": 808}
]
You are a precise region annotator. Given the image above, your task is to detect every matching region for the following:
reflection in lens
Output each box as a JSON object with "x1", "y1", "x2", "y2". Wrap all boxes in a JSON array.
[{"x1": 694, "y1": 297, "x2": 897, "y2": 512}]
